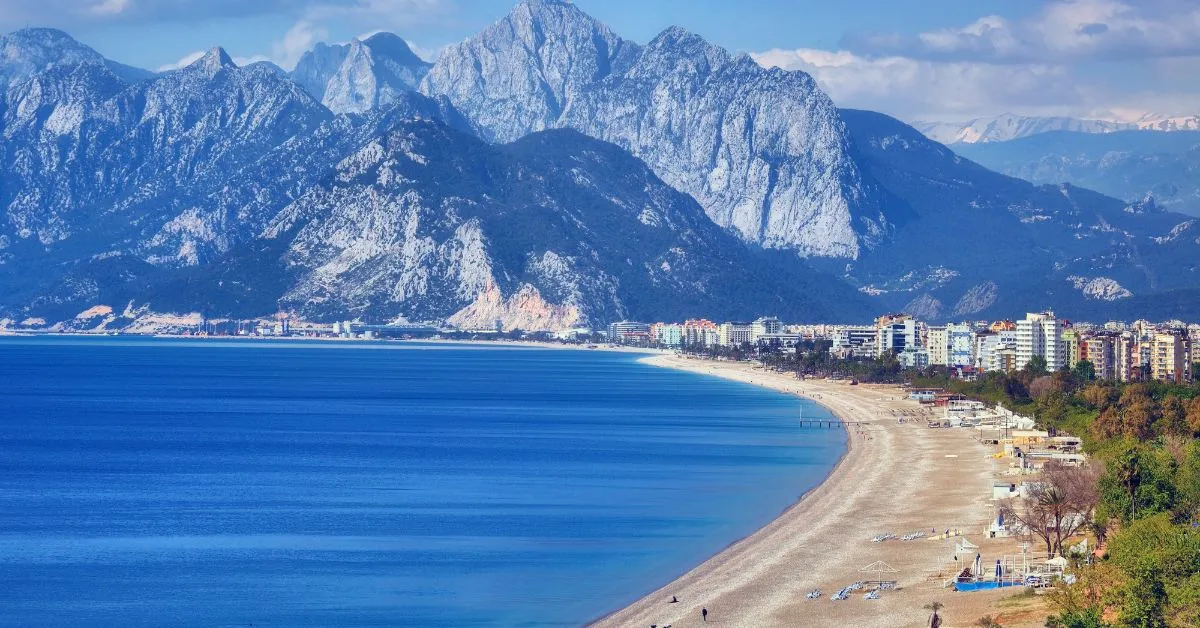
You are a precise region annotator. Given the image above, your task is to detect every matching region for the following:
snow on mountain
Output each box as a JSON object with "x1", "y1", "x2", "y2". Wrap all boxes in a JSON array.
[
  {"x1": 913, "y1": 114, "x2": 1135, "y2": 145},
  {"x1": 1132, "y1": 113, "x2": 1200, "y2": 133},
  {"x1": 915, "y1": 112, "x2": 1200, "y2": 145},
  {"x1": 291, "y1": 33, "x2": 431, "y2": 114},
  {"x1": 1, "y1": 28, "x2": 152, "y2": 88},
  {"x1": 421, "y1": 0, "x2": 889, "y2": 258}
]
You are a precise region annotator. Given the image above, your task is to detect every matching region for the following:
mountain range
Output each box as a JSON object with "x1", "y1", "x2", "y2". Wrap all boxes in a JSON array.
[
  {"x1": 953, "y1": 130, "x2": 1200, "y2": 219},
  {"x1": 2, "y1": 0, "x2": 1200, "y2": 331},
  {"x1": 915, "y1": 113, "x2": 1200, "y2": 145}
]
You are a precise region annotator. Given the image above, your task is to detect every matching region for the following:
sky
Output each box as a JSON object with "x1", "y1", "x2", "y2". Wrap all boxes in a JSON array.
[{"x1": 2, "y1": 0, "x2": 1198, "y2": 123}]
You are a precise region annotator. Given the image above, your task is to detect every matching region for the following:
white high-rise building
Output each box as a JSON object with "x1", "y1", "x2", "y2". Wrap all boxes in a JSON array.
[
  {"x1": 718, "y1": 322, "x2": 753, "y2": 347},
  {"x1": 875, "y1": 314, "x2": 917, "y2": 357},
  {"x1": 750, "y1": 317, "x2": 782, "y2": 343},
  {"x1": 947, "y1": 323, "x2": 976, "y2": 367},
  {"x1": 1015, "y1": 311, "x2": 1065, "y2": 372},
  {"x1": 927, "y1": 326, "x2": 949, "y2": 366}
]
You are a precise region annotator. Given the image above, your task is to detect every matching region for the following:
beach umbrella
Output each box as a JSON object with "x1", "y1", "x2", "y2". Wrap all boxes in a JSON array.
[{"x1": 995, "y1": 559, "x2": 1001, "y2": 579}]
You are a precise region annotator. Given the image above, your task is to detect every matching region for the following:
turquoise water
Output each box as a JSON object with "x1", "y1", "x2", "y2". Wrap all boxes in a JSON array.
[{"x1": 0, "y1": 337, "x2": 844, "y2": 627}]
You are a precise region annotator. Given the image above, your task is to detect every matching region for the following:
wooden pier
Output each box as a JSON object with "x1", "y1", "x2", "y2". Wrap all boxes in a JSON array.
[{"x1": 798, "y1": 419, "x2": 865, "y2": 428}]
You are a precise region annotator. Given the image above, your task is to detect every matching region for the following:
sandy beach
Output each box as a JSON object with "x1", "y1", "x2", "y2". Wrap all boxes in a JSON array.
[{"x1": 592, "y1": 354, "x2": 1016, "y2": 628}]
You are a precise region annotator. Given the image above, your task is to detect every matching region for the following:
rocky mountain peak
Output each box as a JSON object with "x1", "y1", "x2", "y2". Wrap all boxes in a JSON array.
[
  {"x1": 361, "y1": 32, "x2": 426, "y2": 67},
  {"x1": 290, "y1": 33, "x2": 430, "y2": 114},
  {"x1": 188, "y1": 47, "x2": 237, "y2": 77},
  {"x1": 419, "y1": 0, "x2": 636, "y2": 142},
  {"x1": 2, "y1": 27, "x2": 102, "y2": 87}
]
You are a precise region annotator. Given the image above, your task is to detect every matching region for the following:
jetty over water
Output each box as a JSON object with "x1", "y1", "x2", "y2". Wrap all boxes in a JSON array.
[{"x1": 799, "y1": 418, "x2": 867, "y2": 428}]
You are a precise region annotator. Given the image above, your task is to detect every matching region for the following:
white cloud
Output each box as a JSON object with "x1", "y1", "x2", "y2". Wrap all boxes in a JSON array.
[
  {"x1": 405, "y1": 41, "x2": 444, "y2": 62},
  {"x1": 257, "y1": 0, "x2": 451, "y2": 70},
  {"x1": 753, "y1": 49, "x2": 1082, "y2": 121},
  {"x1": 271, "y1": 20, "x2": 329, "y2": 70},
  {"x1": 155, "y1": 50, "x2": 204, "y2": 72},
  {"x1": 776, "y1": 0, "x2": 1200, "y2": 122},
  {"x1": 88, "y1": 0, "x2": 131, "y2": 16},
  {"x1": 851, "y1": 0, "x2": 1200, "y2": 63},
  {"x1": 155, "y1": 50, "x2": 273, "y2": 73}
]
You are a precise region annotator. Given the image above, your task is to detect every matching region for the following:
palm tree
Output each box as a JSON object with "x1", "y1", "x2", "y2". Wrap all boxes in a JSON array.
[{"x1": 924, "y1": 601, "x2": 944, "y2": 628}]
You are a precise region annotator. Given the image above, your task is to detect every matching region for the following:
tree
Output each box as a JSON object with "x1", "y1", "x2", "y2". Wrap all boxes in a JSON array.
[
  {"x1": 1119, "y1": 564, "x2": 1168, "y2": 628},
  {"x1": 1097, "y1": 443, "x2": 1177, "y2": 524},
  {"x1": 1025, "y1": 355, "x2": 1049, "y2": 376},
  {"x1": 1159, "y1": 396, "x2": 1188, "y2": 437},
  {"x1": 1047, "y1": 562, "x2": 1122, "y2": 625},
  {"x1": 1045, "y1": 608, "x2": 1109, "y2": 628},
  {"x1": 924, "y1": 601, "x2": 944, "y2": 628},
  {"x1": 1121, "y1": 398, "x2": 1159, "y2": 440},
  {"x1": 1082, "y1": 384, "x2": 1117, "y2": 411},
  {"x1": 1106, "y1": 514, "x2": 1200, "y2": 626},
  {"x1": 1176, "y1": 441, "x2": 1200, "y2": 522},
  {"x1": 1031, "y1": 375, "x2": 1062, "y2": 399},
  {"x1": 1092, "y1": 407, "x2": 1123, "y2": 440},
  {"x1": 1073, "y1": 360, "x2": 1097, "y2": 382},
  {"x1": 1002, "y1": 461, "x2": 1101, "y2": 557},
  {"x1": 1186, "y1": 397, "x2": 1200, "y2": 435},
  {"x1": 1037, "y1": 390, "x2": 1070, "y2": 429}
]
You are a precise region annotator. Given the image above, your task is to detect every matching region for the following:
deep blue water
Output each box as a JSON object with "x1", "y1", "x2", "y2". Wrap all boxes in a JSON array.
[{"x1": 0, "y1": 337, "x2": 844, "y2": 627}]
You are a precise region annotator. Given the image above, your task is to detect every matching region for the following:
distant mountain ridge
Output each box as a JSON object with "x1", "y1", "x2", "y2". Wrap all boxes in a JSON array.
[
  {"x1": 915, "y1": 113, "x2": 1200, "y2": 145},
  {"x1": 954, "y1": 130, "x2": 1200, "y2": 218}
]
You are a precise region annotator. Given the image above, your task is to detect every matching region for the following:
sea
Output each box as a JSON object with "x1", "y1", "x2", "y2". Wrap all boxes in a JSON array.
[{"x1": 0, "y1": 337, "x2": 845, "y2": 627}]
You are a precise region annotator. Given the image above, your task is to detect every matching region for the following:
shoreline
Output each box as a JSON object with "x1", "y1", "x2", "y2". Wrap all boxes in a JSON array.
[{"x1": 593, "y1": 354, "x2": 996, "y2": 628}]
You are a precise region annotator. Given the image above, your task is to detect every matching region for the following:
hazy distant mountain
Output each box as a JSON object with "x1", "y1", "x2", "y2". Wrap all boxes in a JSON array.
[
  {"x1": 955, "y1": 131, "x2": 1200, "y2": 218},
  {"x1": 839, "y1": 110, "x2": 1200, "y2": 320},
  {"x1": 914, "y1": 114, "x2": 1136, "y2": 145},
  {"x1": 290, "y1": 33, "x2": 431, "y2": 114},
  {"x1": 915, "y1": 112, "x2": 1200, "y2": 145}
]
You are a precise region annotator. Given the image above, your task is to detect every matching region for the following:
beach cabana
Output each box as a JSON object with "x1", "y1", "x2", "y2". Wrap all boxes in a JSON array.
[{"x1": 859, "y1": 560, "x2": 899, "y2": 588}]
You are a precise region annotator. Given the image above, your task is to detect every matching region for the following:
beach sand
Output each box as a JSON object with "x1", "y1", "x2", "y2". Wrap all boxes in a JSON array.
[{"x1": 592, "y1": 354, "x2": 1031, "y2": 628}]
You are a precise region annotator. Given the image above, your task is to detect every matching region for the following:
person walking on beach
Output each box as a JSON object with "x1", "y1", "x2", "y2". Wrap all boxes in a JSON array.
[{"x1": 701, "y1": 607, "x2": 708, "y2": 622}]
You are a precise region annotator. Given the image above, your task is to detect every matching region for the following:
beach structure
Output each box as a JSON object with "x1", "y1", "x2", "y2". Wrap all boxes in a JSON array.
[{"x1": 858, "y1": 561, "x2": 899, "y2": 589}]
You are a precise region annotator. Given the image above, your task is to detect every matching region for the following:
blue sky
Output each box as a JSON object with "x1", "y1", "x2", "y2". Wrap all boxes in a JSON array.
[{"x1": 2, "y1": 0, "x2": 1198, "y2": 122}]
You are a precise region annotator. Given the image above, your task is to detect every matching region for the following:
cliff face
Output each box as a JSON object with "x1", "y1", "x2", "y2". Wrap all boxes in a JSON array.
[{"x1": 421, "y1": 0, "x2": 890, "y2": 258}]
